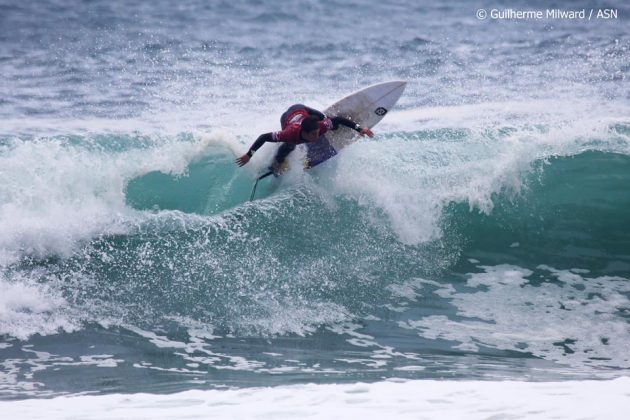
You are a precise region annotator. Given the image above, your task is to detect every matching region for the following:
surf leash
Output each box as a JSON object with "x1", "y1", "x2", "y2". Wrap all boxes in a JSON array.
[{"x1": 249, "y1": 170, "x2": 274, "y2": 201}]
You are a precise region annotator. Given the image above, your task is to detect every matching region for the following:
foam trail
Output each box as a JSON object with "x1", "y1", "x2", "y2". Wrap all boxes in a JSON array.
[
  {"x1": 1, "y1": 378, "x2": 629, "y2": 419},
  {"x1": 399, "y1": 265, "x2": 630, "y2": 369},
  {"x1": 0, "y1": 271, "x2": 78, "y2": 340}
]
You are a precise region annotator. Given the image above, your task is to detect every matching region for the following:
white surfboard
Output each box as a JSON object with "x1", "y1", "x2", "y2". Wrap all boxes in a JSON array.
[
  {"x1": 250, "y1": 81, "x2": 406, "y2": 200},
  {"x1": 303, "y1": 81, "x2": 407, "y2": 167}
]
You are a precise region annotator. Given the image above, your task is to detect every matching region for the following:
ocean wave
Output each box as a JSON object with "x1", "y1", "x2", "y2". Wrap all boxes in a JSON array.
[{"x1": 0, "y1": 121, "x2": 628, "y2": 343}]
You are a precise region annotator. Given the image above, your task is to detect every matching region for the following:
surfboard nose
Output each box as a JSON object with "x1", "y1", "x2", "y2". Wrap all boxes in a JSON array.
[{"x1": 368, "y1": 80, "x2": 407, "y2": 91}]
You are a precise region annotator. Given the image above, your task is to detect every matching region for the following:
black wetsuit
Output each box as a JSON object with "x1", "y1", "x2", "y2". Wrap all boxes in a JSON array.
[{"x1": 246, "y1": 104, "x2": 363, "y2": 164}]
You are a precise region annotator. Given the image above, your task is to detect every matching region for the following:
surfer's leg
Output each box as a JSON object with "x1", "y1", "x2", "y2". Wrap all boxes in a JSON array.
[
  {"x1": 269, "y1": 143, "x2": 295, "y2": 174},
  {"x1": 275, "y1": 143, "x2": 295, "y2": 163}
]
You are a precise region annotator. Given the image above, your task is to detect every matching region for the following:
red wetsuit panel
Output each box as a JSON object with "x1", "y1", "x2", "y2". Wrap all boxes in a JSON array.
[
  {"x1": 273, "y1": 110, "x2": 333, "y2": 144},
  {"x1": 282, "y1": 109, "x2": 309, "y2": 129}
]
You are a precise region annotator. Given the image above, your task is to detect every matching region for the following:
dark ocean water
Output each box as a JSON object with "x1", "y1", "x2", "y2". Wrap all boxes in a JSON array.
[{"x1": 1, "y1": 0, "x2": 629, "y2": 399}]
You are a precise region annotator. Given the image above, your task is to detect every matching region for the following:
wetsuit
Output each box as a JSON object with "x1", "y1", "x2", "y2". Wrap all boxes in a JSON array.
[{"x1": 245, "y1": 104, "x2": 364, "y2": 164}]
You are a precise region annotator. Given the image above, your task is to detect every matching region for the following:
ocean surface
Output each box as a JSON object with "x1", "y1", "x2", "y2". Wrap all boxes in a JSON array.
[{"x1": 1, "y1": 0, "x2": 629, "y2": 409}]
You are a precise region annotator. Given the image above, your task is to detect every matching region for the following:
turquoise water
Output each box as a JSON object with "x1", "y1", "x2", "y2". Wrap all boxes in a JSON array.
[{"x1": 1, "y1": 0, "x2": 629, "y2": 399}]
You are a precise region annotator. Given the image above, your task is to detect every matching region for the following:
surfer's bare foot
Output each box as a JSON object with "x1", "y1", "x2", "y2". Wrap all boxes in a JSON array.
[{"x1": 271, "y1": 159, "x2": 289, "y2": 174}]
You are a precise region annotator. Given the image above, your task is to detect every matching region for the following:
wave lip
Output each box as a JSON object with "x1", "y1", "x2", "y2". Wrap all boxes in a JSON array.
[{"x1": 0, "y1": 132, "x2": 230, "y2": 266}]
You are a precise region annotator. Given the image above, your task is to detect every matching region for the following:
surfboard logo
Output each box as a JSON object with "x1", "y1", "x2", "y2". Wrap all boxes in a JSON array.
[{"x1": 374, "y1": 107, "x2": 388, "y2": 116}]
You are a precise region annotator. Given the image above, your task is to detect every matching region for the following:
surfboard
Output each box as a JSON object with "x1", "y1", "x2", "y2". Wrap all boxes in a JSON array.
[
  {"x1": 250, "y1": 81, "x2": 406, "y2": 200},
  {"x1": 304, "y1": 80, "x2": 407, "y2": 168}
]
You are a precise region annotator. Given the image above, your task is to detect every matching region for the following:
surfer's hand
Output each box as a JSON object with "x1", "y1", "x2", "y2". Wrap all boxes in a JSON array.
[
  {"x1": 360, "y1": 128, "x2": 374, "y2": 138},
  {"x1": 236, "y1": 154, "x2": 251, "y2": 166}
]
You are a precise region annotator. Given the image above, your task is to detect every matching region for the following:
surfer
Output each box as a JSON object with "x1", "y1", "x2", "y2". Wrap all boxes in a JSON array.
[{"x1": 235, "y1": 104, "x2": 374, "y2": 170}]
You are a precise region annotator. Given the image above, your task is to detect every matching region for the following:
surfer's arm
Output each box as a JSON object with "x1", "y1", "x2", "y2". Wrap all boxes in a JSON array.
[
  {"x1": 236, "y1": 132, "x2": 274, "y2": 166},
  {"x1": 330, "y1": 116, "x2": 374, "y2": 137},
  {"x1": 249, "y1": 133, "x2": 274, "y2": 153}
]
